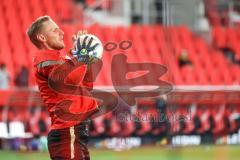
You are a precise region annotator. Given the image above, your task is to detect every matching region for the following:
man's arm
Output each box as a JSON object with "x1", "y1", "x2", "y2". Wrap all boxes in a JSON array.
[
  {"x1": 36, "y1": 58, "x2": 89, "y2": 88},
  {"x1": 82, "y1": 65, "x2": 94, "y2": 90}
]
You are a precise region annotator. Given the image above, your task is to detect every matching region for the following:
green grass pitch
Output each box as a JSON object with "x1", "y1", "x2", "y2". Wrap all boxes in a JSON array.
[{"x1": 0, "y1": 145, "x2": 240, "y2": 160}]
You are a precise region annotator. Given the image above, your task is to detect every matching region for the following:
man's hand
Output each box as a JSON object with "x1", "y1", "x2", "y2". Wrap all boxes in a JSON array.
[
  {"x1": 71, "y1": 31, "x2": 100, "y2": 64},
  {"x1": 72, "y1": 30, "x2": 88, "y2": 44},
  {"x1": 69, "y1": 30, "x2": 87, "y2": 55}
]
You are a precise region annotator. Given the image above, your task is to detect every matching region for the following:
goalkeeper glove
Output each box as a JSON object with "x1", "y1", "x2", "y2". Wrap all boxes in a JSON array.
[{"x1": 72, "y1": 36, "x2": 99, "y2": 64}]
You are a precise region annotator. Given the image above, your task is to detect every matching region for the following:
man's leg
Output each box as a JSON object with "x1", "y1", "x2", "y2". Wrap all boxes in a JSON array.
[
  {"x1": 73, "y1": 122, "x2": 90, "y2": 160},
  {"x1": 47, "y1": 122, "x2": 90, "y2": 160},
  {"x1": 47, "y1": 128, "x2": 71, "y2": 160}
]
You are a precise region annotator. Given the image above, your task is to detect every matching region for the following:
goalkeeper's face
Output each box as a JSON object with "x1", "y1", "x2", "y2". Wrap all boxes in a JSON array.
[{"x1": 40, "y1": 20, "x2": 65, "y2": 50}]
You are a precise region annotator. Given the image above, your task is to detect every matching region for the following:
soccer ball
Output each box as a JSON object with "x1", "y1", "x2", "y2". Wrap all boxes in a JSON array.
[{"x1": 74, "y1": 34, "x2": 103, "y2": 59}]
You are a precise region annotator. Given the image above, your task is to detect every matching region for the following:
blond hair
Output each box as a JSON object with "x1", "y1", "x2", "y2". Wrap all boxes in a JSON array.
[{"x1": 27, "y1": 16, "x2": 51, "y2": 49}]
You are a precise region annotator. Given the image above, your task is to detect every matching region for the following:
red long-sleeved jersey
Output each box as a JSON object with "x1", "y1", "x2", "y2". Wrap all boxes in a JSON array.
[{"x1": 34, "y1": 50, "x2": 98, "y2": 129}]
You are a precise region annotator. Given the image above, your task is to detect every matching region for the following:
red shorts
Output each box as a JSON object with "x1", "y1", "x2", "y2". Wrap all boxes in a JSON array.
[{"x1": 47, "y1": 121, "x2": 90, "y2": 160}]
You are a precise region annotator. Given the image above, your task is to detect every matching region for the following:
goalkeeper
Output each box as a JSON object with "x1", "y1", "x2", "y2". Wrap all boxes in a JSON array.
[{"x1": 27, "y1": 15, "x2": 99, "y2": 160}]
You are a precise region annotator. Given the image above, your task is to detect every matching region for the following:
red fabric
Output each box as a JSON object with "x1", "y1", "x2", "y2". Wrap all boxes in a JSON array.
[
  {"x1": 48, "y1": 125, "x2": 90, "y2": 160},
  {"x1": 34, "y1": 49, "x2": 98, "y2": 130}
]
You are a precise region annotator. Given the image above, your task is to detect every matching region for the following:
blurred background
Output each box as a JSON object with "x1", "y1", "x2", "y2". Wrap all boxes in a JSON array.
[{"x1": 0, "y1": 0, "x2": 240, "y2": 159}]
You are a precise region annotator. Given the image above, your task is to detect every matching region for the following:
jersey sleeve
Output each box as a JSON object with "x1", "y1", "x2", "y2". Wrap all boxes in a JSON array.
[
  {"x1": 35, "y1": 61, "x2": 61, "y2": 80},
  {"x1": 82, "y1": 65, "x2": 94, "y2": 90},
  {"x1": 36, "y1": 58, "x2": 94, "y2": 90},
  {"x1": 63, "y1": 59, "x2": 90, "y2": 88}
]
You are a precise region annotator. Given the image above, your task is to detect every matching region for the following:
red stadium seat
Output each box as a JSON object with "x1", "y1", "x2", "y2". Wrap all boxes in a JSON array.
[
  {"x1": 167, "y1": 107, "x2": 181, "y2": 135},
  {"x1": 90, "y1": 116, "x2": 105, "y2": 136},
  {"x1": 183, "y1": 105, "x2": 197, "y2": 134},
  {"x1": 197, "y1": 106, "x2": 212, "y2": 134},
  {"x1": 0, "y1": 0, "x2": 239, "y2": 88},
  {"x1": 212, "y1": 26, "x2": 227, "y2": 48},
  {"x1": 226, "y1": 106, "x2": 240, "y2": 133},
  {"x1": 211, "y1": 105, "x2": 226, "y2": 135}
]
